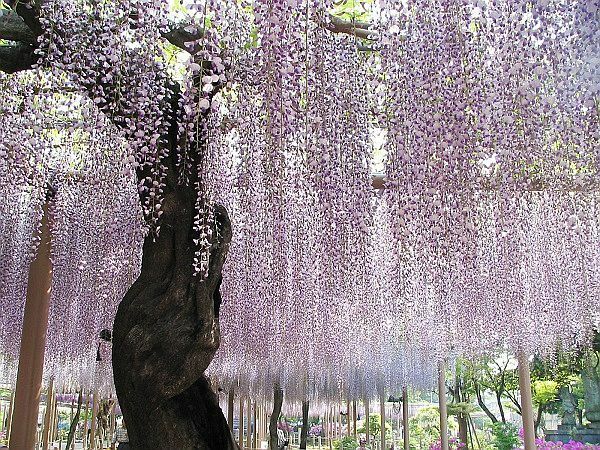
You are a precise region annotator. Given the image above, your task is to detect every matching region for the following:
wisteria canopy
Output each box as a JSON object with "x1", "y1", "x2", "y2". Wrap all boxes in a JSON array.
[{"x1": 0, "y1": 0, "x2": 598, "y2": 404}]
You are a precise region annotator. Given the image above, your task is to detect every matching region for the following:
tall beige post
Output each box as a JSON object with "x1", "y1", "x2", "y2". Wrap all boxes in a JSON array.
[
  {"x1": 9, "y1": 200, "x2": 53, "y2": 450},
  {"x1": 402, "y1": 387, "x2": 409, "y2": 450},
  {"x1": 365, "y1": 396, "x2": 370, "y2": 444},
  {"x1": 6, "y1": 390, "x2": 15, "y2": 442},
  {"x1": 41, "y1": 377, "x2": 54, "y2": 450},
  {"x1": 228, "y1": 389, "x2": 235, "y2": 433},
  {"x1": 338, "y1": 402, "x2": 342, "y2": 438},
  {"x1": 51, "y1": 391, "x2": 59, "y2": 442},
  {"x1": 90, "y1": 391, "x2": 98, "y2": 450},
  {"x1": 239, "y1": 395, "x2": 244, "y2": 449},
  {"x1": 246, "y1": 396, "x2": 252, "y2": 450},
  {"x1": 253, "y1": 401, "x2": 257, "y2": 450},
  {"x1": 380, "y1": 391, "x2": 386, "y2": 450},
  {"x1": 352, "y1": 400, "x2": 357, "y2": 438},
  {"x1": 518, "y1": 352, "x2": 536, "y2": 450},
  {"x1": 347, "y1": 399, "x2": 351, "y2": 436},
  {"x1": 82, "y1": 392, "x2": 90, "y2": 449},
  {"x1": 439, "y1": 361, "x2": 449, "y2": 450}
]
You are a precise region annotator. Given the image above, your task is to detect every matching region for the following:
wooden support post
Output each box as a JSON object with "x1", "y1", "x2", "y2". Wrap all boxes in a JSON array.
[
  {"x1": 9, "y1": 200, "x2": 53, "y2": 450},
  {"x1": 228, "y1": 388, "x2": 235, "y2": 433},
  {"x1": 246, "y1": 396, "x2": 252, "y2": 450},
  {"x1": 403, "y1": 387, "x2": 409, "y2": 450},
  {"x1": 52, "y1": 391, "x2": 59, "y2": 443},
  {"x1": 253, "y1": 401, "x2": 257, "y2": 450},
  {"x1": 365, "y1": 396, "x2": 370, "y2": 444},
  {"x1": 42, "y1": 377, "x2": 54, "y2": 450},
  {"x1": 352, "y1": 400, "x2": 357, "y2": 438},
  {"x1": 109, "y1": 400, "x2": 116, "y2": 450},
  {"x1": 439, "y1": 361, "x2": 449, "y2": 450},
  {"x1": 338, "y1": 402, "x2": 342, "y2": 438},
  {"x1": 380, "y1": 391, "x2": 386, "y2": 450},
  {"x1": 255, "y1": 402, "x2": 259, "y2": 445},
  {"x1": 239, "y1": 395, "x2": 244, "y2": 449},
  {"x1": 82, "y1": 392, "x2": 90, "y2": 449},
  {"x1": 6, "y1": 390, "x2": 15, "y2": 442},
  {"x1": 347, "y1": 399, "x2": 351, "y2": 437},
  {"x1": 90, "y1": 391, "x2": 98, "y2": 450},
  {"x1": 518, "y1": 352, "x2": 536, "y2": 450},
  {"x1": 331, "y1": 406, "x2": 335, "y2": 450}
]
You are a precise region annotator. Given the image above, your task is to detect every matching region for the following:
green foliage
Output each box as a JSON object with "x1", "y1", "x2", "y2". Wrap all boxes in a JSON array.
[
  {"x1": 532, "y1": 380, "x2": 558, "y2": 406},
  {"x1": 357, "y1": 413, "x2": 391, "y2": 441},
  {"x1": 491, "y1": 422, "x2": 520, "y2": 450},
  {"x1": 447, "y1": 402, "x2": 477, "y2": 416},
  {"x1": 333, "y1": 436, "x2": 359, "y2": 450},
  {"x1": 330, "y1": 0, "x2": 373, "y2": 22},
  {"x1": 409, "y1": 406, "x2": 457, "y2": 450}
]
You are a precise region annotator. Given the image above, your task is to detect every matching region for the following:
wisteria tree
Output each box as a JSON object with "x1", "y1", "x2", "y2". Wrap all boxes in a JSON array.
[
  {"x1": 1, "y1": 0, "x2": 598, "y2": 448},
  {"x1": 0, "y1": 0, "x2": 240, "y2": 447},
  {"x1": 0, "y1": 0, "x2": 372, "y2": 447}
]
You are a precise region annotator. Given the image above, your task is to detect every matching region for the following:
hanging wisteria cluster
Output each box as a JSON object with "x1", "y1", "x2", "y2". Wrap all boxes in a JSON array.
[
  {"x1": 0, "y1": 72, "x2": 144, "y2": 392},
  {"x1": 207, "y1": 0, "x2": 599, "y2": 402},
  {"x1": 0, "y1": 0, "x2": 598, "y2": 406}
]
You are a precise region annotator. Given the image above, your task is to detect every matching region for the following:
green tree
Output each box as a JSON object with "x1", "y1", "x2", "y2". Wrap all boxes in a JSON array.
[{"x1": 357, "y1": 413, "x2": 391, "y2": 443}]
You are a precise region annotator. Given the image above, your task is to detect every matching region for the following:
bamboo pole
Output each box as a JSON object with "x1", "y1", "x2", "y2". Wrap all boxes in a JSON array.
[
  {"x1": 9, "y1": 199, "x2": 53, "y2": 450},
  {"x1": 439, "y1": 361, "x2": 449, "y2": 450},
  {"x1": 41, "y1": 377, "x2": 54, "y2": 450},
  {"x1": 403, "y1": 387, "x2": 410, "y2": 450},
  {"x1": 518, "y1": 352, "x2": 536, "y2": 450}
]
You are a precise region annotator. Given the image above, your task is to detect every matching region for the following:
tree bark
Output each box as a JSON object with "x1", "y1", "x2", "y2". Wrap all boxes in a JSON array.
[
  {"x1": 300, "y1": 400, "x2": 309, "y2": 449},
  {"x1": 111, "y1": 175, "x2": 236, "y2": 449},
  {"x1": 269, "y1": 384, "x2": 283, "y2": 450},
  {"x1": 3, "y1": 4, "x2": 234, "y2": 449},
  {"x1": 473, "y1": 382, "x2": 497, "y2": 423},
  {"x1": 65, "y1": 390, "x2": 83, "y2": 450}
]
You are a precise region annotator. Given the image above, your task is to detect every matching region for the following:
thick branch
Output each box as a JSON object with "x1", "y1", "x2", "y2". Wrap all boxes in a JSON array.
[
  {"x1": 5, "y1": 0, "x2": 43, "y2": 35},
  {"x1": 474, "y1": 382, "x2": 498, "y2": 423},
  {"x1": 0, "y1": 42, "x2": 37, "y2": 72},
  {"x1": 0, "y1": 9, "x2": 36, "y2": 43},
  {"x1": 323, "y1": 15, "x2": 377, "y2": 40},
  {"x1": 162, "y1": 25, "x2": 204, "y2": 51}
]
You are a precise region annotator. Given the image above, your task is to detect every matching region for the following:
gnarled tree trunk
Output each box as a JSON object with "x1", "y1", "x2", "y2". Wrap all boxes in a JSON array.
[
  {"x1": 3, "y1": 3, "x2": 237, "y2": 448},
  {"x1": 111, "y1": 164, "x2": 237, "y2": 448},
  {"x1": 269, "y1": 384, "x2": 284, "y2": 450},
  {"x1": 300, "y1": 400, "x2": 309, "y2": 449}
]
